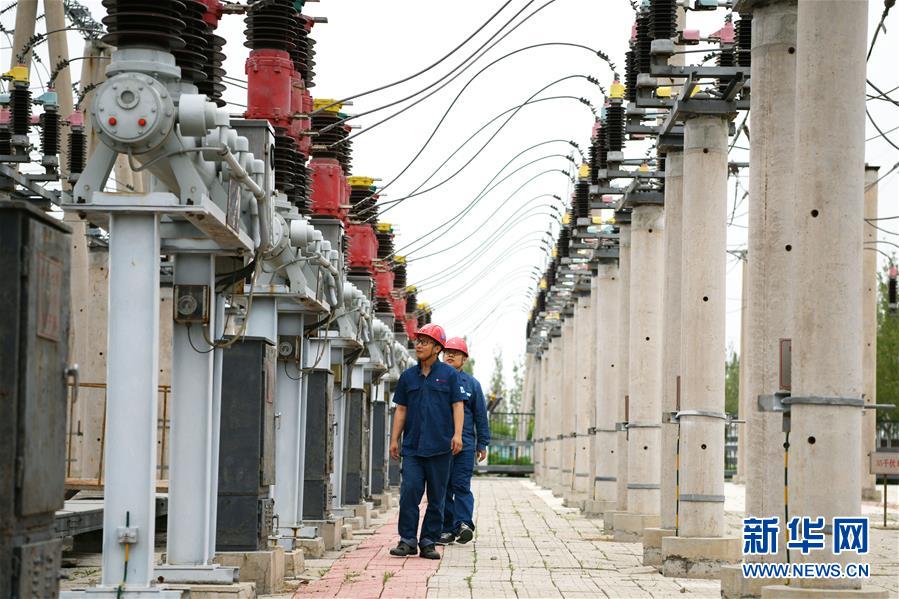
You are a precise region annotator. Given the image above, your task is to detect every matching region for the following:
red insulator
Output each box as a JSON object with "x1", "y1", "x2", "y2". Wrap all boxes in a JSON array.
[
  {"x1": 245, "y1": 49, "x2": 294, "y2": 129},
  {"x1": 347, "y1": 223, "x2": 378, "y2": 273},
  {"x1": 405, "y1": 317, "x2": 418, "y2": 339},
  {"x1": 374, "y1": 264, "x2": 395, "y2": 299},
  {"x1": 392, "y1": 296, "x2": 406, "y2": 321},
  {"x1": 309, "y1": 157, "x2": 347, "y2": 221}
]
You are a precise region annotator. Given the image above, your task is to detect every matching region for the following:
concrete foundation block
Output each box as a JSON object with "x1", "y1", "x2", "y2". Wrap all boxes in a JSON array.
[
  {"x1": 720, "y1": 563, "x2": 785, "y2": 599},
  {"x1": 642, "y1": 527, "x2": 675, "y2": 569},
  {"x1": 603, "y1": 510, "x2": 625, "y2": 535},
  {"x1": 282, "y1": 549, "x2": 305, "y2": 578},
  {"x1": 612, "y1": 513, "x2": 660, "y2": 543},
  {"x1": 341, "y1": 523, "x2": 353, "y2": 539},
  {"x1": 861, "y1": 487, "x2": 883, "y2": 502},
  {"x1": 164, "y1": 583, "x2": 256, "y2": 599},
  {"x1": 304, "y1": 518, "x2": 343, "y2": 551},
  {"x1": 583, "y1": 499, "x2": 614, "y2": 517},
  {"x1": 661, "y1": 536, "x2": 740, "y2": 579},
  {"x1": 353, "y1": 502, "x2": 372, "y2": 527},
  {"x1": 214, "y1": 548, "x2": 284, "y2": 595},
  {"x1": 345, "y1": 516, "x2": 364, "y2": 531},
  {"x1": 760, "y1": 585, "x2": 888, "y2": 598},
  {"x1": 296, "y1": 537, "x2": 325, "y2": 559}
]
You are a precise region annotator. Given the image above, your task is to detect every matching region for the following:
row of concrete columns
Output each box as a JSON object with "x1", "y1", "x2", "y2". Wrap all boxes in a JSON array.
[{"x1": 533, "y1": 2, "x2": 882, "y2": 596}]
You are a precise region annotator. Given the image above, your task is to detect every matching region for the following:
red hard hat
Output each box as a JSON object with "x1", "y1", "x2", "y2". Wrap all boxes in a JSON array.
[
  {"x1": 416, "y1": 323, "x2": 447, "y2": 348},
  {"x1": 444, "y1": 337, "x2": 468, "y2": 356}
]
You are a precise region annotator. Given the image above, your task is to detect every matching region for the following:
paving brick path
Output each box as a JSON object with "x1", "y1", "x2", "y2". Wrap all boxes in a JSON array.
[{"x1": 294, "y1": 478, "x2": 899, "y2": 599}]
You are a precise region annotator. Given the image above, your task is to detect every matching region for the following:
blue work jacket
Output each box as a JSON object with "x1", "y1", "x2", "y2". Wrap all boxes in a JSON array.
[
  {"x1": 457, "y1": 371, "x2": 491, "y2": 452},
  {"x1": 392, "y1": 360, "x2": 465, "y2": 457}
]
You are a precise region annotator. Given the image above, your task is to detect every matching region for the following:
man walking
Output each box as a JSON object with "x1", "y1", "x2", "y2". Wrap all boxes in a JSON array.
[
  {"x1": 438, "y1": 337, "x2": 490, "y2": 545},
  {"x1": 389, "y1": 323, "x2": 464, "y2": 559}
]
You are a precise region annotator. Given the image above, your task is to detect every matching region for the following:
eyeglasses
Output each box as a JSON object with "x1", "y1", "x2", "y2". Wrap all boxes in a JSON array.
[
  {"x1": 444, "y1": 350, "x2": 465, "y2": 358},
  {"x1": 414, "y1": 338, "x2": 435, "y2": 346}
]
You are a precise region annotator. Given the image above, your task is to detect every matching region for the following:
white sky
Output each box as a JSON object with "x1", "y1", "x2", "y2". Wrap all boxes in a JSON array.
[{"x1": 3, "y1": 0, "x2": 897, "y2": 391}]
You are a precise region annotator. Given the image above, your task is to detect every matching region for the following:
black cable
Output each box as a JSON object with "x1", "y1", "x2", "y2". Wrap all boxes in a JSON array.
[
  {"x1": 865, "y1": 220, "x2": 899, "y2": 236},
  {"x1": 866, "y1": 79, "x2": 899, "y2": 107},
  {"x1": 396, "y1": 151, "x2": 574, "y2": 257},
  {"x1": 409, "y1": 206, "x2": 559, "y2": 264},
  {"x1": 311, "y1": 0, "x2": 516, "y2": 115},
  {"x1": 429, "y1": 264, "x2": 540, "y2": 310},
  {"x1": 15, "y1": 27, "x2": 103, "y2": 64},
  {"x1": 866, "y1": 108, "x2": 899, "y2": 152},
  {"x1": 867, "y1": 0, "x2": 895, "y2": 63},
  {"x1": 186, "y1": 325, "x2": 216, "y2": 354},
  {"x1": 283, "y1": 360, "x2": 303, "y2": 381},
  {"x1": 360, "y1": 100, "x2": 589, "y2": 221},
  {"x1": 48, "y1": 55, "x2": 107, "y2": 88},
  {"x1": 407, "y1": 197, "x2": 562, "y2": 264}
]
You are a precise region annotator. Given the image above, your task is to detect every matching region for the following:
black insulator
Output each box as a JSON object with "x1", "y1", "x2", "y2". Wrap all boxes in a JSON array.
[
  {"x1": 273, "y1": 133, "x2": 298, "y2": 193},
  {"x1": 393, "y1": 263, "x2": 407, "y2": 289},
  {"x1": 290, "y1": 159, "x2": 311, "y2": 214},
  {"x1": 375, "y1": 231, "x2": 394, "y2": 259},
  {"x1": 172, "y1": 0, "x2": 209, "y2": 84},
  {"x1": 889, "y1": 276, "x2": 897, "y2": 307},
  {"x1": 349, "y1": 185, "x2": 376, "y2": 222},
  {"x1": 605, "y1": 104, "x2": 625, "y2": 152},
  {"x1": 717, "y1": 46, "x2": 736, "y2": 93},
  {"x1": 635, "y1": 11, "x2": 652, "y2": 75},
  {"x1": 341, "y1": 232, "x2": 349, "y2": 257},
  {"x1": 624, "y1": 49, "x2": 637, "y2": 102},
  {"x1": 650, "y1": 0, "x2": 678, "y2": 41},
  {"x1": 39, "y1": 110, "x2": 59, "y2": 156},
  {"x1": 393, "y1": 319, "x2": 405, "y2": 334},
  {"x1": 291, "y1": 15, "x2": 316, "y2": 85},
  {"x1": 593, "y1": 127, "x2": 608, "y2": 173},
  {"x1": 0, "y1": 127, "x2": 10, "y2": 155},
  {"x1": 405, "y1": 292, "x2": 417, "y2": 314},
  {"x1": 244, "y1": 0, "x2": 299, "y2": 52},
  {"x1": 349, "y1": 267, "x2": 371, "y2": 278},
  {"x1": 376, "y1": 298, "x2": 392, "y2": 313},
  {"x1": 102, "y1": 0, "x2": 187, "y2": 50},
  {"x1": 68, "y1": 129, "x2": 87, "y2": 173},
  {"x1": 657, "y1": 152, "x2": 666, "y2": 192},
  {"x1": 310, "y1": 110, "x2": 351, "y2": 168},
  {"x1": 9, "y1": 87, "x2": 31, "y2": 136},
  {"x1": 198, "y1": 33, "x2": 226, "y2": 106},
  {"x1": 575, "y1": 181, "x2": 589, "y2": 220},
  {"x1": 558, "y1": 225, "x2": 571, "y2": 258},
  {"x1": 735, "y1": 16, "x2": 752, "y2": 68}
]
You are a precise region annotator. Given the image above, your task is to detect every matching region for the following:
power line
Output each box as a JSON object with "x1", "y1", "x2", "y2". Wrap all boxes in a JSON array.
[{"x1": 867, "y1": 0, "x2": 895, "y2": 63}]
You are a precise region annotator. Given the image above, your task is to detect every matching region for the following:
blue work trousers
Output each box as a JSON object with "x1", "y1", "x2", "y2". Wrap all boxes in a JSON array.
[
  {"x1": 398, "y1": 452, "x2": 452, "y2": 548},
  {"x1": 442, "y1": 449, "x2": 476, "y2": 534}
]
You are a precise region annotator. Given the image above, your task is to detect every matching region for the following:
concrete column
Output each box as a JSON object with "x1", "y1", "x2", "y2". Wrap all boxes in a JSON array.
[
  {"x1": 559, "y1": 317, "x2": 577, "y2": 498},
  {"x1": 274, "y1": 312, "x2": 305, "y2": 543},
  {"x1": 590, "y1": 262, "x2": 620, "y2": 515},
  {"x1": 573, "y1": 292, "x2": 595, "y2": 505},
  {"x1": 605, "y1": 222, "x2": 631, "y2": 534},
  {"x1": 547, "y1": 336, "x2": 563, "y2": 489},
  {"x1": 646, "y1": 151, "x2": 684, "y2": 567},
  {"x1": 763, "y1": 1, "x2": 881, "y2": 595},
  {"x1": 9, "y1": 0, "x2": 38, "y2": 68},
  {"x1": 614, "y1": 204, "x2": 664, "y2": 542},
  {"x1": 722, "y1": 5, "x2": 797, "y2": 596},
  {"x1": 735, "y1": 257, "x2": 748, "y2": 485},
  {"x1": 862, "y1": 166, "x2": 880, "y2": 501},
  {"x1": 663, "y1": 115, "x2": 740, "y2": 577}
]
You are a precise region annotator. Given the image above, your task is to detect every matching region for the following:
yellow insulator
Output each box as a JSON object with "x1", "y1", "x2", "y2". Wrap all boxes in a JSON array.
[
  {"x1": 406, "y1": 285, "x2": 417, "y2": 293},
  {"x1": 591, "y1": 216, "x2": 603, "y2": 225},
  {"x1": 610, "y1": 80, "x2": 626, "y2": 99},
  {"x1": 348, "y1": 176, "x2": 375, "y2": 187},
  {"x1": 313, "y1": 98, "x2": 343, "y2": 113},
  {"x1": 578, "y1": 163, "x2": 590, "y2": 179},
  {"x1": 539, "y1": 278, "x2": 547, "y2": 290},
  {"x1": 639, "y1": 163, "x2": 650, "y2": 173},
  {"x1": 656, "y1": 86, "x2": 672, "y2": 98},
  {"x1": 3, "y1": 65, "x2": 29, "y2": 83},
  {"x1": 562, "y1": 212, "x2": 571, "y2": 225},
  {"x1": 376, "y1": 222, "x2": 393, "y2": 232},
  {"x1": 394, "y1": 255, "x2": 406, "y2": 264},
  {"x1": 551, "y1": 248, "x2": 558, "y2": 258}
]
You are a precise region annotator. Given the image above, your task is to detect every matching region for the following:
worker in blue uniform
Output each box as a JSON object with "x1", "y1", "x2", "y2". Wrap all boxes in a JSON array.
[
  {"x1": 389, "y1": 323, "x2": 464, "y2": 560},
  {"x1": 437, "y1": 337, "x2": 490, "y2": 545}
]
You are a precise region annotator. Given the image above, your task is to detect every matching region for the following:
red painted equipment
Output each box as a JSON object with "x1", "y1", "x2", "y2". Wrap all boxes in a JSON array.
[
  {"x1": 347, "y1": 224, "x2": 378, "y2": 273},
  {"x1": 310, "y1": 157, "x2": 348, "y2": 221},
  {"x1": 245, "y1": 49, "x2": 294, "y2": 130}
]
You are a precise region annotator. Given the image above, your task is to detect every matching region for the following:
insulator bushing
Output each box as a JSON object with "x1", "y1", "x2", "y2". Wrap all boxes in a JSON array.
[
  {"x1": 558, "y1": 225, "x2": 571, "y2": 258},
  {"x1": 101, "y1": 0, "x2": 187, "y2": 50},
  {"x1": 605, "y1": 104, "x2": 625, "y2": 152},
  {"x1": 593, "y1": 126, "x2": 608, "y2": 174},
  {"x1": 376, "y1": 298, "x2": 392, "y2": 313},
  {"x1": 624, "y1": 49, "x2": 637, "y2": 102},
  {"x1": 349, "y1": 184, "x2": 376, "y2": 223},
  {"x1": 0, "y1": 127, "x2": 11, "y2": 155},
  {"x1": 635, "y1": 10, "x2": 652, "y2": 75},
  {"x1": 198, "y1": 32, "x2": 226, "y2": 106},
  {"x1": 39, "y1": 110, "x2": 59, "y2": 156},
  {"x1": 9, "y1": 87, "x2": 31, "y2": 136},
  {"x1": 244, "y1": 0, "x2": 298, "y2": 52},
  {"x1": 375, "y1": 230, "x2": 394, "y2": 259},
  {"x1": 291, "y1": 15, "x2": 316, "y2": 86},
  {"x1": 405, "y1": 292, "x2": 417, "y2": 314},
  {"x1": 68, "y1": 128, "x2": 86, "y2": 173},
  {"x1": 735, "y1": 16, "x2": 752, "y2": 68},
  {"x1": 393, "y1": 319, "x2": 405, "y2": 334},
  {"x1": 311, "y1": 111, "x2": 352, "y2": 170},
  {"x1": 650, "y1": 0, "x2": 678, "y2": 41},
  {"x1": 290, "y1": 159, "x2": 311, "y2": 214},
  {"x1": 273, "y1": 133, "x2": 298, "y2": 193},
  {"x1": 172, "y1": 0, "x2": 210, "y2": 84},
  {"x1": 575, "y1": 181, "x2": 589, "y2": 220},
  {"x1": 717, "y1": 46, "x2": 735, "y2": 93},
  {"x1": 393, "y1": 263, "x2": 407, "y2": 289}
]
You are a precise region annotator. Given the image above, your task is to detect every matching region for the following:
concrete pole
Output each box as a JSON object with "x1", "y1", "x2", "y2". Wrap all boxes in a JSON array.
[
  {"x1": 645, "y1": 151, "x2": 684, "y2": 567},
  {"x1": 559, "y1": 317, "x2": 576, "y2": 499},
  {"x1": 537, "y1": 349, "x2": 549, "y2": 485},
  {"x1": 587, "y1": 275, "x2": 601, "y2": 510},
  {"x1": 735, "y1": 256, "x2": 748, "y2": 485},
  {"x1": 547, "y1": 336, "x2": 563, "y2": 490},
  {"x1": 862, "y1": 166, "x2": 880, "y2": 501},
  {"x1": 722, "y1": 6, "x2": 798, "y2": 596},
  {"x1": 43, "y1": 0, "x2": 73, "y2": 175},
  {"x1": 662, "y1": 115, "x2": 740, "y2": 578},
  {"x1": 761, "y1": 1, "x2": 880, "y2": 595},
  {"x1": 615, "y1": 204, "x2": 664, "y2": 542},
  {"x1": 573, "y1": 292, "x2": 595, "y2": 505},
  {"x1": 9, "y1": 0, "x2": 38, "y2": 68},
  {"x1": 605, "y1": 222, "x2": 631, "y2": 533},
  {"x1": 590, "y1": 262, "x2": 620, "y2": 515},
  {"x1": 166, "y1": 255, "x2": 218, "y2": 567}
]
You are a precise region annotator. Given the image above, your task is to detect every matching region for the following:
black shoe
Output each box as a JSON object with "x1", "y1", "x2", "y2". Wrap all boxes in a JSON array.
[
  {"x1": 419, "y1": 544, "x2": 441, "y2": 559},
  {"x1": 456, "y1": 524, "x2": 474, "y2": 544},
  {"x1": 389, "y1": 541, "x2": 417, "y2": 557},
  {"x1": 436, "y1": 532, "x2": 456, "y2": 545}
]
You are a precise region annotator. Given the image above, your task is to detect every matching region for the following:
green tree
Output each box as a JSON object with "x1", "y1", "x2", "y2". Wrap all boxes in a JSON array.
[
  {"x1": 725, "y1": 346, "x2": 740, "y2": 416},
  {"x1": 876, "y1": 261, "x2": 899, "y2": 422},
  {"x1": 489, "y1": 349, "x2": 506, "y2": 408},
  {"x1": 461, "y1": 337, "x2": 476, "y2": 375},
  {"x1": 508, "y1": 356, "x2": 524, "y2": 413}
]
